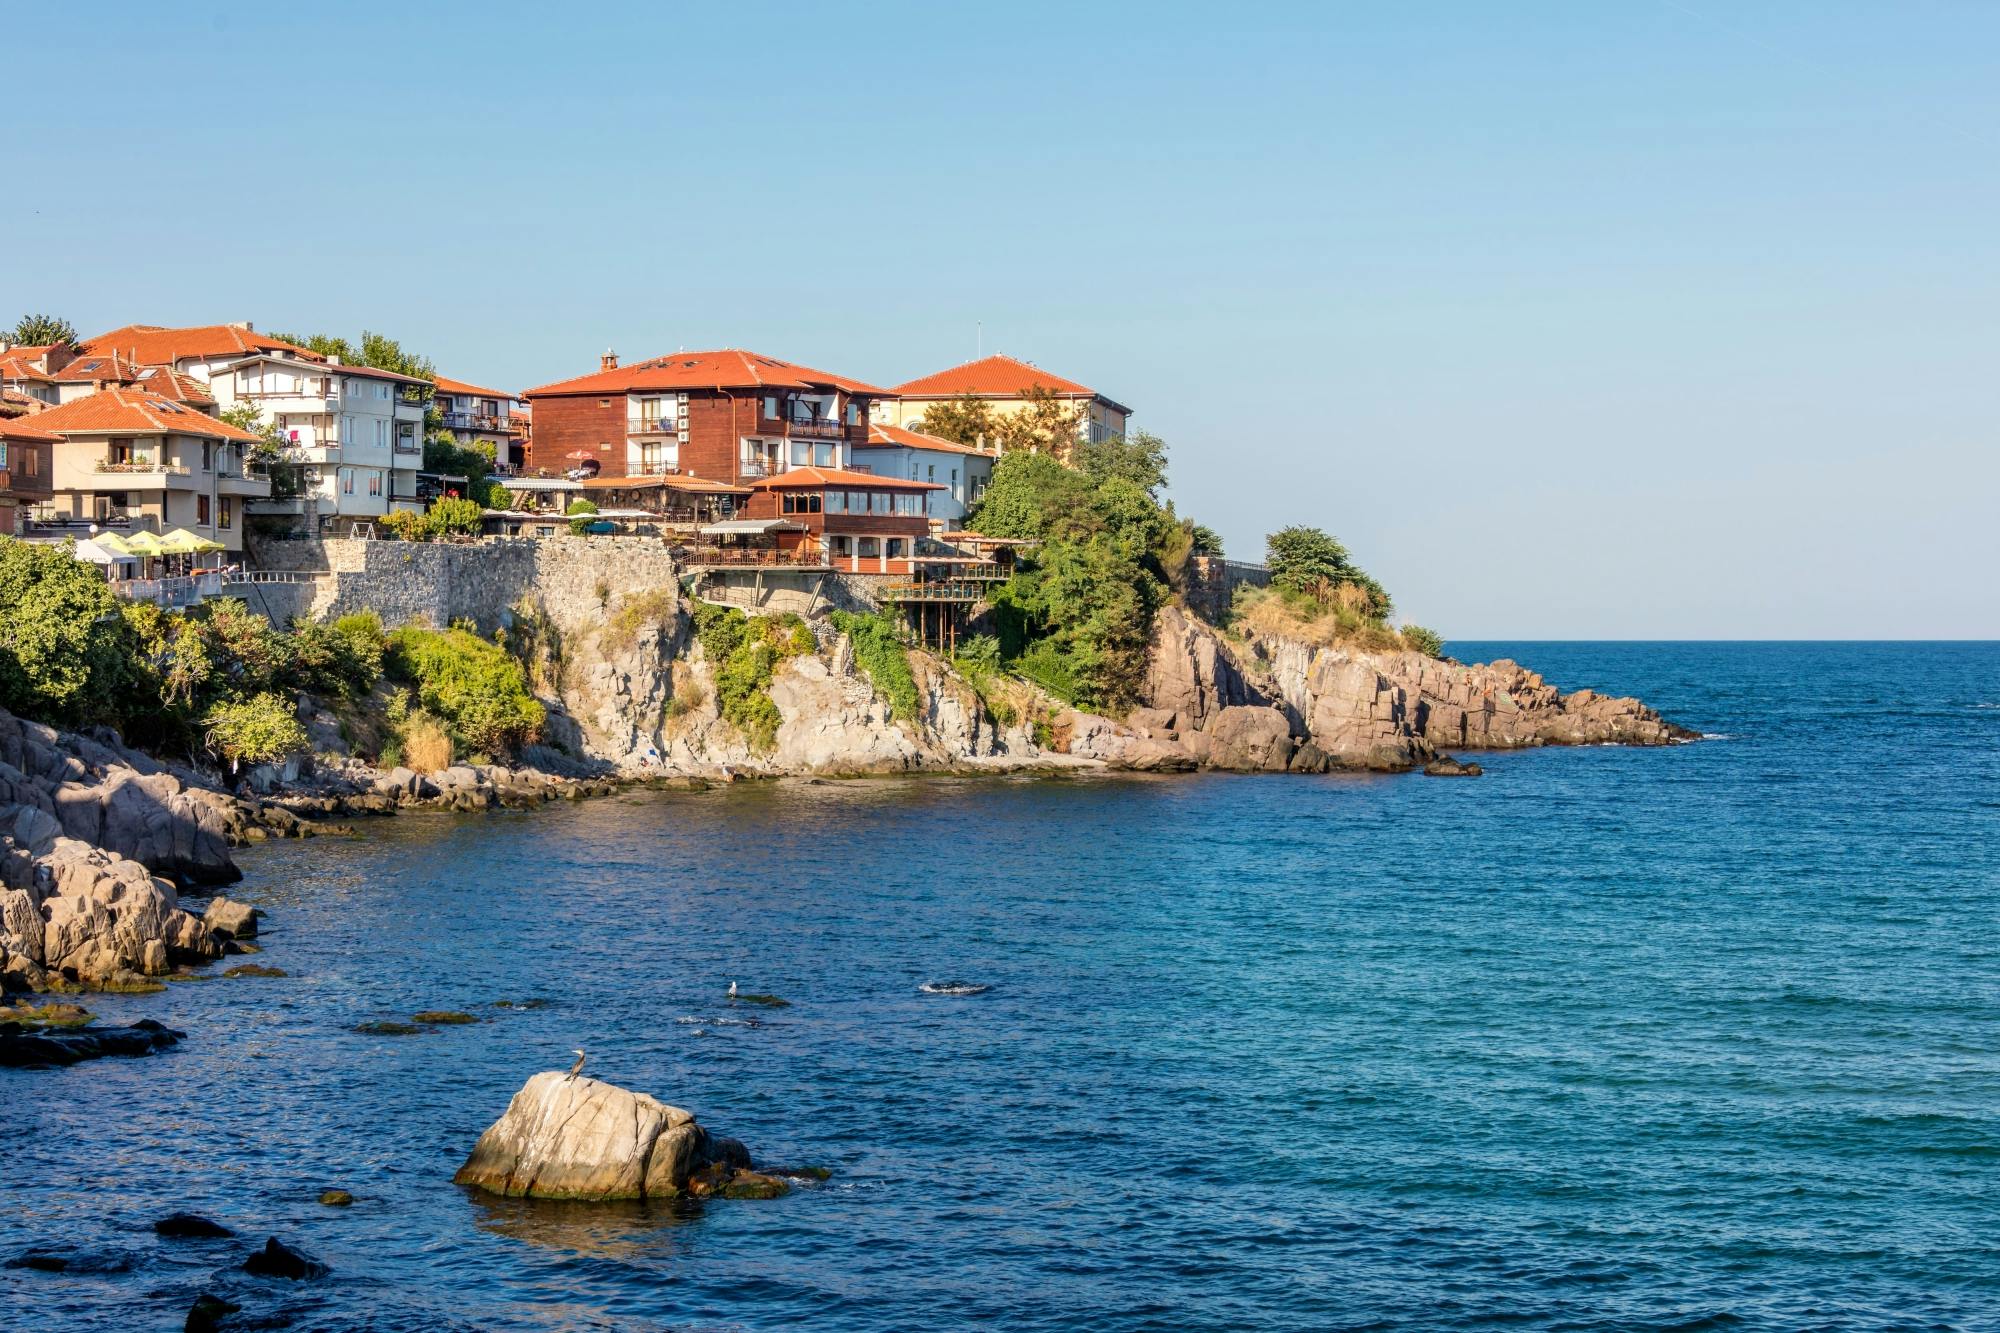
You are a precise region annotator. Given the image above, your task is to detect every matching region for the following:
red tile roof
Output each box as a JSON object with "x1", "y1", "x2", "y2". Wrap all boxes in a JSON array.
[
  {"x1": 79, "y1": 323, "x2": 323, "y2": 365},
  {"x1": 0, "y1": 350, "x2": 55, "y2": 383},
  {"x1": 23, "y1": 388, "x2": 264, "y2": 442},
  {"x1": 38, "y1": 354, "x2": 215, "y2": 404},
  {"x1": 527, "y1": 349, "x2": 889, "y2": 398},
  {"x1": 434, "y1": 374, "x2": 516, "y2": 400},
  {"x1": 749, "y1": 465, "x2": 942, "y2": 491},
  {"x1": 0, "y1": 417, "x2": 58, "y2": 444},
  {"x1": 893, "y1": 353, "x2": 1102, "y2": 401},
  {"x1": 860, "y1": 422, "x2": 997, "y2": 458}
]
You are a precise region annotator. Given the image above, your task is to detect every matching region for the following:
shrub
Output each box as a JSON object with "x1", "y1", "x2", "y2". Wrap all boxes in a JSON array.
[
  {"x1": 829, "y1": 610, "x2": 920, "y2": 723},
  {"x1": 287, "y1": 613, "x2": 384, "y2": 700},
  {"x1": 600, "y1": 589, "x2": 678, "y2": 656},
  {"x1": 567, "y1": 498, "x2": 600, "y2": 537},
  {"x1": 378, "y1": 509, "x2": 426, "y2": 542},
  {"x1": 1009, "y1": 638, "x2": 1086, "y2": 706},
  {"x1": 386, "y1": 626, "x2": 544, "y2": 755},
  {"x1": 1401, "y1": 624, "x2": 1445, "y2": 658},
  {"x1": 201, "y1": 692, "x2": 308, "y2": 767},
  {"x1": 396, "y1": 710, "x2": 454, "y2": 772},
  {"x1": 427, "y1": 497, "x2": 483, "y2": 538},
  {"x1": 0, "y1": 538, "x2": 121, "y2": 722},
  {"x1": 688, "y1": 606, "x2": 813, "y2": 751}
]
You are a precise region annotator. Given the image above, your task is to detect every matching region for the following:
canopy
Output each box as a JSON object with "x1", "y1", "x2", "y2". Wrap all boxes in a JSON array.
[
  {"x1": 72, "y1": 538, "x2": 138, "y2": 566},
  {"x1": 698, "y1": 518, "x2": 803, "y2": 536},
  {"x1": 120, "y1": 530, "x2": 166, "y2": 556},
  {"x1": 89, "y1": 532, "x2": 134, "y2": 556},
  {"x1": 159, "y1": 528, "x2": 226, "y2": 554}
]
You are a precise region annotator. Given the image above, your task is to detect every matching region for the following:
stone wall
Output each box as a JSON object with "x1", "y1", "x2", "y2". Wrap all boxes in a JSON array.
[
  {"x1": 1184, "y1": 556, "x2": 1272, "y2": 624},
  {"x1": 277, "y1": 537, "x2": 681, "y2": 634}
]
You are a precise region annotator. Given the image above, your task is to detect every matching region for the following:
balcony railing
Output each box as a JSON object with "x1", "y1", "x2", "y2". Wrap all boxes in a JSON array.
[
  {"x1": 626, "y1": 419, "x2": 681, "y2": 436},
  {"x1": 95, "y1": 460, "x2": 191, "y2": 476},
  {"x1": 677, "y1": 545, "x2": 830, "y2": 569},
  {"x1": 394, "y1": 438, "x2": 423, "y2": 454},
  {"x1": 440, "y1": 411, "x2": 504, "y2": 431},
  {"x1": 783, "y1": 417, "x2": 845, "y2": 439}
]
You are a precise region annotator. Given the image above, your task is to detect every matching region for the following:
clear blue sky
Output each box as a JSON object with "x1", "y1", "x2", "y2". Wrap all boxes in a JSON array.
[{"x1": 9, "y1": 1, "x2": 1996, "y2": 638}]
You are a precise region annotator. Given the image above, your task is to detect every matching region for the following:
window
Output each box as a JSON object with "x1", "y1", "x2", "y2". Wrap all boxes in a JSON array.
[
  {"x1": 780, "y1": 491, "x2": 822, "y2": 515},
  {"x1": 846, "y1": 401, "x2": 860, "y2": 426},
  {"x1": 950, "y1": 467, "x2": 959, "y2": 496},
  {"x1": 197, "y1": 495, "x2": 210, "y2": 525},
  {"x1": 824, "y1": 490, "x2": 846, "y2": 513},
  {"x1": 895, "y1": 493, "x2": 923, "y2": 516},
  {"x1": 219, "y1": 497, "x2": 233, "y2": 530},
  {"x1": 927, "y1": 464, "x2": 936, "y2": 482},
  {"x1": 871, "y1": 492, "x2": 890, "y2": 515},
  {"x1": 858, "y1": 537, "x2": 880, "y2": 559},
  {"x1": 910, "y1": 463, "x2": 920, "y2": 480},
  {"x1": 201, "y1": 442, "x2": 214, "y2": 471},
  {"x1": 814, "y1": 442, "x2": 834, "y2": 467},
  {"x1": 342, "y1": 471, "x2": 355, "y2": 495},
  {"x1": 790, "y1": 440, "x2": 812, "y2": 466},
  {"x1": 847, "y1": 491, "x2": 867, "y2": 512},
  {"x1": 887, "y1": 538, "x2": 907, "y2": 559},
  {"x1": 368, "y1": 473, "x2": 382, "y2": 496},
  {"x1": 764, "y1": 395, "x2": 780, "y2": 419}
]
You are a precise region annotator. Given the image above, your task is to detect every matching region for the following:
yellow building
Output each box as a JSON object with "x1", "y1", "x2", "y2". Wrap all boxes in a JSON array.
[{"x1": 876, "y1": 353, "x2": 1132, "y2": 445}]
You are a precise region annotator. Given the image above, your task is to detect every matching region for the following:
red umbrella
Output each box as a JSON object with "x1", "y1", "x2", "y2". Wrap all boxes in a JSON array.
[{"x1": 565, "y1": 450, "x2": 596, "y2": 461}]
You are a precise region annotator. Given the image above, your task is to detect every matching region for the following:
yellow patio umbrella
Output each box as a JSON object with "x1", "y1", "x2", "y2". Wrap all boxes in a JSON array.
[
  {"x1": 120, "y1": 530, "x2": 166, "y2": 557},
  {"x1": 158, "y1": 528, "x2": 226, "y2": 555},
  {"x1": 90, "y1": 532, "x2": 134, "y2": 556}
]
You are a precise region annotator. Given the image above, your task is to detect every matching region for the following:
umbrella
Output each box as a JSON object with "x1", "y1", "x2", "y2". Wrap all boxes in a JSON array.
[
  {"x1": 90, "y1": 532, "x2": 134, "y2": 556},
  {"x1": 565, "y1": 450, "x2": 596, "y2": 461},
  {"x1": 120, "y1": 530, "x2": 166, "y2": 557},
  {"x1": 72, "y1": 538, "x2": 131, "y2": 566},
  {"x1": 159, "y1": 527, "x2": 227, "y2": 555}
]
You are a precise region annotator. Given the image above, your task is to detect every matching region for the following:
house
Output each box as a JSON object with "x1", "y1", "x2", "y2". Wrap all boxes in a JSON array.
[
  {"x1": 0, "y1": 416, "x2": 56, "y2": 536},
  {"x1": 0, "y1": 343, "x2": 71, "y2": 407},
  {"x1": 19, "y1": 388, "x2": 269, "y2": 554},
  {"x1": 434, "y1": 374, "x2": 524, "y2": 471},
  {"x1": 734, "y1": 467, "x2": 943, "y2": 574},
  {"x1": 854, "y1": 423, "x2": 995, "y2": 523},
  {"x1": 879, "y1": 352, "x2": 1132, "y2": 447},
  {"x1": 203, "y1": 353, "x2": 430, "y2": 533},
  {"x1": 522, "y1": 349, "x2": 887, "y2": 484}
]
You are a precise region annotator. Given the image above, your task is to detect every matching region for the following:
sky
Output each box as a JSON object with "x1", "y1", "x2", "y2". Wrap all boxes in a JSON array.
[{"x1": 7, "y1": 1, "x2": 1996, "y2": 638}]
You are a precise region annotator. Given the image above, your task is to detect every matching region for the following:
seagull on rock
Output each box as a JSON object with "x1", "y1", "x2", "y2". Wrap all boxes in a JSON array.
[
  {"x1": 728, "y1": 981, "x2": 738, "y2": 997},
  {"x1": 565, "y1": 1049, "x2": 586, "y2": 1081}
]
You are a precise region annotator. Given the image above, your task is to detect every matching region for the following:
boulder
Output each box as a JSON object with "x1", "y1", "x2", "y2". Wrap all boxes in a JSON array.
[
  {"x1": 154, "y1": 1213, "x2": 233, "y2": 1239},
  {"x1": 0, "y1": 1018, "x2": 184, "y2": 1068},
  {"x1": 242, "y1": 1236, "x2": 327, "y2": 1281},
  {"x1": 453, "y1": 1071, "x2": 785, "y2": 1202},
  {"x1": 1200, "y1": 706, "x2": 1296, "y2": 772},
  {"x1": 202, "y1": 897, "x2": 258, "y2": 939},
  {"x1": 1423, "y1": 756, "x2": 1484, "y2": 777}
]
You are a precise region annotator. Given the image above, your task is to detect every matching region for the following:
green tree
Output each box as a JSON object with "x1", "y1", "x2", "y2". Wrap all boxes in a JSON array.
[
  {"x1": 1076, "y1": 430, "x2": 1169, "y2": 496},
  {"x1": 386, "y1": 626, "x2": 544, "y2": 755},
  {"x1": 218, "y1": 402, "x2": 286, "y2": 460},
  {"x1": 912, "y1": 394, "x2": 1000, "y2": 447},
  {"x1": 202, "y1": 693, "x2": 308, "y2": 767},
  {"x1": 565, "y1": 498, "x2": 599, "y2": 536},
  {"x1": 271, "y1": 328, "x2": 435, "y2": 381},
  {"x1": 7, "y1": 313, "x2": 76, "y2": 348},
  {"x1": 990, "y1": 385, "x2": 1085, "y2": 461},
  {"x1": 426, "y1": 497, "x2": 484, "y2": 537},
  {"x1": 0, "y1": 538, "x2": 119, "y2": 722},
  {"x1": 1265, "y1": 525, "x2": 1391, "y2": 617}
]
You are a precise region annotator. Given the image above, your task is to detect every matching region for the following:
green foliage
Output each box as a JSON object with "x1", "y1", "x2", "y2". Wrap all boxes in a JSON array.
[
  {"x1": 0, "y1": 538, "x2": 120, "y2": 723},
  {"x1": 911, "y1": 394, "x2": 999, "y2": 446},
  {"x1": 1075, "y1": 431, "x2": 1170, "y2": 497},
  {"x1": 1266, "y1": 525, "x2": 1392, "y2": 618},
  {"x1": 271, "y1": 329, "x2": 435, "y2": 382},
  {"x1": 1400, "y1": 624, "x2": 1445, "y2": 658},
  {"x1": 828, "y1": 610, "x2": 920, "y2": 723},
  {"x1": 689, "y1": 605, "x2": 814, "y2": 751},
  {"x1": 7, "y1": 313, "x2": 76, "y2": 347},
  {"x1": 949, "y1": 633, "x2": 1017, "y2": 727},
  {"x1": 1189, "y1": 524, "x2": 1224, "y2": 555},
  {"x1": 480, "y1": 479, "x2": 513, "y2": 510},
  {"x1": 385, "y1": 626, "x2": 544, "y2": 756},
  {"x1": 426, "y1": 497, "x2": 483, "y2": 537},
  {"x1": 991, "y1": 386, "x2": 1084, "y2": 460},
  {"x1": 290, "y1": 613, "x2": 385, "y2": 700},
  {"x1": 218, "y1": 403, "x2": 287, "y2": 459},
  {"x1": 200, "y1": 693, "x2": 308, "y2": 767},
  {"x1": 379, "y1": 509, "x2": 426, "y2": 542},
  {"x1": 566, "y1": 497, "x2": 600, "y2": 536},
  {"x1": 599, "y1": 589, "x2": 678, "y2": 656}
]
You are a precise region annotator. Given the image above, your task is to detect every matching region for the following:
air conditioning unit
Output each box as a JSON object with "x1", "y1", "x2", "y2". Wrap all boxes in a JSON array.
[{"x1": 678, "y1": 429, "x2": 689, "y2": 443}]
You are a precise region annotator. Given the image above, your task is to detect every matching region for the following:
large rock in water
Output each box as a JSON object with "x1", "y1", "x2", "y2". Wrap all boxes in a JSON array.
[{"x1": 454, "y1": 1072, "x2": 781, "y2": 1201}]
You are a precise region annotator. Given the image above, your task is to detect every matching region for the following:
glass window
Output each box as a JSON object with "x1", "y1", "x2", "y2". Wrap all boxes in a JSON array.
[
  {"x1": 871, "y1": 492, "x2": 890, "y2": 515},
  {"x1": 848, "y1": 490, "x2": 868, "y2": 511},
  {"x1": 846, "y1": 401, "x2": 860, "y2": 426},
  {"x1": 197, "y1": 495, "x2": 210, "y2": 525},
  {"x1": 764, "y1": 395, "x2": 780, "y2": 418},
  {"x1": 814, "y1": 442, "x2": 833, "y2": 467},
  {"x1": 858, "y1": 537, "x2": 880, "y2": 559},
  {"x1": 887, "y1": 538, "x2": 906, "y2": 559},
  {"x1": 219, "y1": 497, "x2": 233, "y2": 529},
  {"x1": 825, "y1": 490, "x2": 846, "y2": 513},
  {"x1": 791, "y1": 440, "x2": 811, "y2": 465},
  {"x1": 895, "y1": 493, "x2": 922, "y2": 516}
]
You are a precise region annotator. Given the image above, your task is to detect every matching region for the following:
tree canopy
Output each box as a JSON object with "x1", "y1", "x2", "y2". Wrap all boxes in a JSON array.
[
  {"x1": 0, "y1": 539, "x2": 120, "y2": 722},
  {"x1": 1265, "y1": 525, "x2": 1391, "y2": 618},
  {"x1": 270, "y1": 329, "x2": 435, "y2": 383},
  {"x1": 7, "y1": 313, "x2": 76, "y2": 348}
]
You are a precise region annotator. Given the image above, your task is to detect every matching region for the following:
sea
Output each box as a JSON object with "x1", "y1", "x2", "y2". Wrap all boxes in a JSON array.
[{"x1": 3, "y1": 642, "x2": 1996, "y2": 1332}]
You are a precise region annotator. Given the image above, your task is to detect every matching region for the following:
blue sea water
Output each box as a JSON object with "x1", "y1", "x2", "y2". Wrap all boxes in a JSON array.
[{"x1": 3, "y1": 642, "x2": 1997, "y2": 1332}]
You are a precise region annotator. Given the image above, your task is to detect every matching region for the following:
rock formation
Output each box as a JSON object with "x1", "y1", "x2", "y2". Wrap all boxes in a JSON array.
[{"x1": 454, "y1": 1070, "x2": 785, "y2": 1202}]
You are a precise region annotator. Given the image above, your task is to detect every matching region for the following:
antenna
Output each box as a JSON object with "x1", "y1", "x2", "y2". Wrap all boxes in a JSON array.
[{"x1": 977, "y1": 321, "x2": 982, "y2": 358}]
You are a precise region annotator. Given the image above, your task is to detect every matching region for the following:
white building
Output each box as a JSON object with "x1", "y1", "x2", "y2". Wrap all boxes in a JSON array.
[
  {"x1": 852, "y1": 423, "x2": 995, "y2": 523},
  {"x1": 433, "y1": 375, "x2": 523, "y2": 472},
  {"x1": 76, "y1": 322, "x2": 429, "y2": 533}
]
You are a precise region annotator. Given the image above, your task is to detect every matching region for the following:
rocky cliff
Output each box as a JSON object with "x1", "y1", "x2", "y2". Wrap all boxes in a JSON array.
[{"x1": 1114, "y1": 605, "x2": 1692, "y2": 773}]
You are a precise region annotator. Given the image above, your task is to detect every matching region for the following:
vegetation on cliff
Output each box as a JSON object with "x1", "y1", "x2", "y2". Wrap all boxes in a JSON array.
[
  {"x1": 1232, "y1": 526, "x2": 1442, "y2": 658},
  {"x1": 690, "y1": 604, "x2": 815, "y2": 751},
  {"x1": 385, "y1": 625, "x2": 545, "y2": 757},
  {"x1": 828, "y1": 610, "x2": 920, "y2": 723}
]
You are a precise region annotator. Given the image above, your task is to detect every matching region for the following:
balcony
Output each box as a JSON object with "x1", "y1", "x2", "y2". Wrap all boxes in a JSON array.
[
  {"x1": 783, "y1": 417, "x2": 846, "y2": 439},
  {"x1": 440, "y1": 411, "x2": 504, "y2": 432},
  {"x1": 95, "y1": 460, "x2": 191, "y2": 476},
  {"x1": 626, "y1": 418, "x2": 682, "y2": 437},
  {"x1": 216, "y1": 471, "x2": 273, "y2": 497},
  {"x1": 677, "y1": 544, "x2": 830, "y2": 570},
  {"x1": 394, "y1": 437, "x2": 423, "y2": 455}
]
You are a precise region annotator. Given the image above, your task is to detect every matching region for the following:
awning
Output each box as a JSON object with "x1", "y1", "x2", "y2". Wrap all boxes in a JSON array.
[
  {"x1": 698, "y1": 518, "x2": 805, "y2": 536},
  {"x1": 582, "y1": 475, "x2": 751, "y2": 495}
]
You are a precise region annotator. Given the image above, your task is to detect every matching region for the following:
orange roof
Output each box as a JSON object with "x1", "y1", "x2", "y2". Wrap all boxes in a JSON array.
[
  {"x1": 131, "y1": 366, "x2": 216, "y2": 405},
  {"x1": 0, "y1": 350, "x2": 55, "y2": 383},
  {"x1": 79, "y1": 323, "x2": 322, "y2": 365},
  {"x1": 434, "y1": 374, "x2": 516, "y2": 400},
  {"x1": 861, "y1": 422, "x2": 996, "y2": 458},
  {"x1": 23, "y1": 388, "x2": 264, "y2": 442},
  {"x1": 749, "y1": 465, "x2": 942, "y2": 491},
  {"x1": 526, "y1": 349, "x2": 889, "y2": 399},
  {"x1": 893, "y1": 353, "x2": 1111, "y2": 403},
  {"x1": 0, "y1": 417, "x2": 58, "y2": 443},
  {"x1": 39, "y1": 354, "x2": 214, "y2": 404}
]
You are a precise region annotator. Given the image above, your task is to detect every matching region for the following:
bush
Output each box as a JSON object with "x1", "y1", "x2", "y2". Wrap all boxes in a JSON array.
[
  {"x1": 379, "y1": 509, "x2": 426, "y2": 541},
  {"x1": 599, "y1": 589, "x2": 679, "y2": 656},
  {"x1": 287, "y1": 613, "x2": 384, "y2": 700},
  {"x1": 1401, "y1": 624, "x2": 1445, "y2": 658},
  {"x1": 566, "y1": 498, "x2": 599, "y2": 537},
  {"x1": 1009, "y1": 638, "x2": 1086, "y2": 706},
  {"x1": 386, "y1": 626, "x2": 544, "y2": 755},
  {"x1": 397, "y1": 710, "x2": 454, "y2": 772},
  {"x1": 829, "y1": 610, "x2": 920, "y2": 722},
  {"x1": 427, "y1": 497, "x2": 483, "y2": 538},
  {"x1": 0, "y1": 538, "x2": 122, "y2": 722},
  {"x1": 201, "y1": 692, "x2": 308, "y2": 767},
  {"x1": 688, "y1": 606, "x2": 814, "y2": 751}
]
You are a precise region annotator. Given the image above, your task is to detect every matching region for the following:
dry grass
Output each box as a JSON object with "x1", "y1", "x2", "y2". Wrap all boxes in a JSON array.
[
  {"x1": 1234, "y1": 585, "x2": 1409, "y2": 653},
  {"x1": 599, "y1": 589, "x2": 679, "y2": 656},
  {"x1": 399, "y1": 712, "x2": 454, "y2": 773}
]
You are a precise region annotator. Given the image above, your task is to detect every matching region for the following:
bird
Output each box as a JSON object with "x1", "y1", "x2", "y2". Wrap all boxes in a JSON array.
[
  {"x1": 565, "y1": 1049, "x2": 586, "y2": 1081},
  {"x1": 728, "y1": 981, "x2": 738, "y2": 997}
]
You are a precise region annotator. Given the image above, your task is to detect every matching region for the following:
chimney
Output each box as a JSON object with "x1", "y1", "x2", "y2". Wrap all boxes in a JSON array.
[
  {"x1": 601, "y1": 348, "x2": 619, "y2": 372},
  {"x1": 231, "y1": 321, "x2": 253, "y2": 331}
]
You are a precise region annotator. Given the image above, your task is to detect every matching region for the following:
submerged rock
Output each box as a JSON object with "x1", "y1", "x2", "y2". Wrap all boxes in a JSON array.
[
  {"x1": 223, "y1": 963, "x2": 286, "y2": 978},
  {"x1": 318, "y1": 1189, "x2": 354, "y2": 1207},
  {"x1": 454, "y1": 1070, "x2": 786, "y2": 1202},
  {"x1": 1423, "y1": 756, "x2": 1484, "y2": 777},
  {"x1": 185, "y1": 1292, "x2": 241, "y2": 1332},
  {"x1": 242, "y1": 1236, "x2": 328, "y2": 1281},
  {"x1": 412, "y1": 1010, "x2": 478, "y2": 1024},
  {"x1": 0, "y1": 1017, "x2": 183, "y2": 1068},
  {"x1": 154, "y1": 1212, "x2": 234, "y2": 1239},
  {"x1": 352, "y1": 1021, "x2": 424, "y2": 1036}
]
